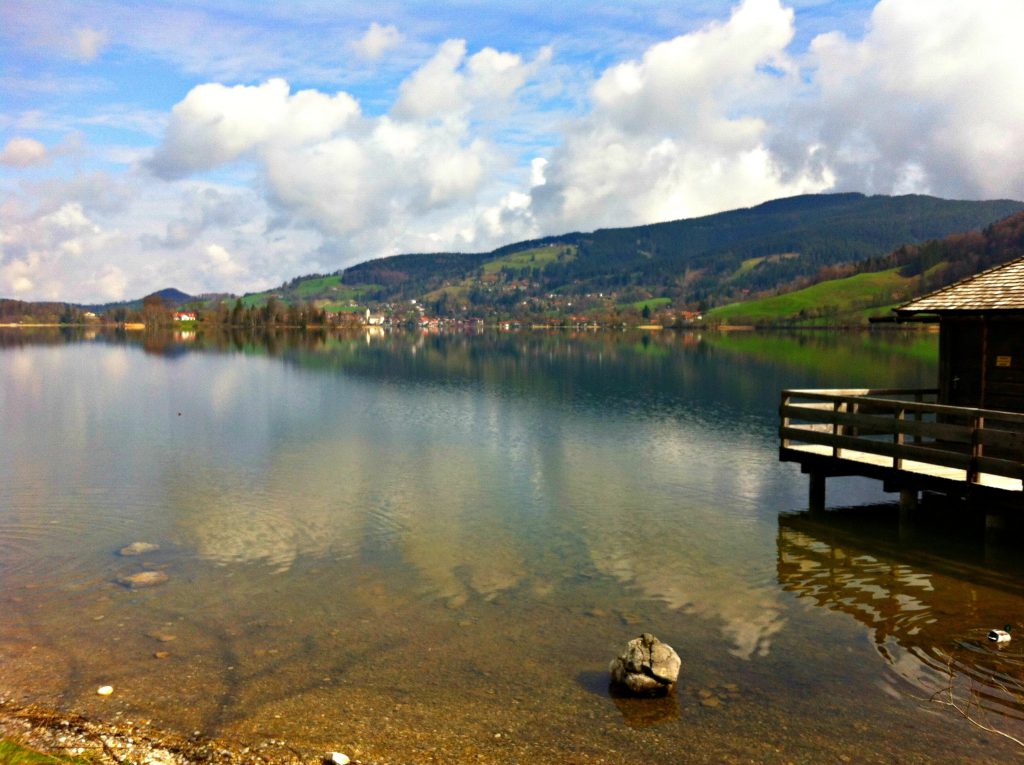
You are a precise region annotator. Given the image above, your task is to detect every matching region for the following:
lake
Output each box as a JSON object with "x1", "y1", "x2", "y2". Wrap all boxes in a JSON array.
[{"x1": 2, "y1": 327, "x2": 1023, "y2": 763}]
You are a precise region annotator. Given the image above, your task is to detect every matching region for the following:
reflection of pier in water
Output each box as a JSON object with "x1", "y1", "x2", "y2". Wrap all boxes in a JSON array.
[{"x1": 777, "y1": 507, "x2": 1024, "y2": 731}]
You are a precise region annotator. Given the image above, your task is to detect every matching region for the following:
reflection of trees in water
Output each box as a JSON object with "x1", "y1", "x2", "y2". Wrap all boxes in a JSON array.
[{"x1": 777, "y1": 509, "x2": 1024, "y2": 733}]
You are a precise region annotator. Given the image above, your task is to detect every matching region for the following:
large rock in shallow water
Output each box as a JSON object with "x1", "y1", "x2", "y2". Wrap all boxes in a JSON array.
[{"x1": 609, "y1": 633, "x2": 681, "y2": 696}]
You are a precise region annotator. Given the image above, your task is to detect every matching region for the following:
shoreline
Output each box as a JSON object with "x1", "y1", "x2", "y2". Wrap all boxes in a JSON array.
[{"x1": 0, "y1": 696, "x2": 355, "y2": 765}]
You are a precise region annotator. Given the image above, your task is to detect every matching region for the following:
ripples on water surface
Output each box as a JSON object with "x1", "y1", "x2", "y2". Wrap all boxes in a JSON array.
[{"x1": 1, "y1": 327, "x2": 1023, "y2": 763}]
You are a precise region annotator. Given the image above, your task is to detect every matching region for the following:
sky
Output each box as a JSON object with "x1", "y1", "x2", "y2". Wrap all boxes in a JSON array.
[{"x1": 2, "y1": 0, "x2": 1023, "y2": 303}]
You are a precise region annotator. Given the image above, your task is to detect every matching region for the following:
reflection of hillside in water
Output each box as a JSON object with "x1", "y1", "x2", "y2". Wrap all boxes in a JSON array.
[{"x1": 778, "y1": 509, "x2": 1024, "y2": 731}]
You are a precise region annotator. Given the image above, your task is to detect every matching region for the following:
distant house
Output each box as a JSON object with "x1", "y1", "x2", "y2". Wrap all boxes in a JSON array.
[
  {"x1": 894, "y1": 254, "x2": 1024, "y2": 413},
  {"x1": 174, "y1": 311, "x2": 198, "y2": 322},
  {"x1": 364, "y1": 308, "x2": 385, "y2": 326}
]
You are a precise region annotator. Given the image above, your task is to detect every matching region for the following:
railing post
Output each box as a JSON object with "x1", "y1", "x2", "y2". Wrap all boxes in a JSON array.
[
  {"x1": 833, "y1": 400, "x2": 844, "y2": 458},
  {"x1": 780, "y1": 391, "x2": 791, "y2": 448},
  {"x1": 895, "y1": 406, "x2": 905, "y2": 470},
  {"x1": 912, "y1": 392, "x2": 923, "y2": 444},
  {"x1": 968, "y1": 412, "x2": 985, "y2": 484}
]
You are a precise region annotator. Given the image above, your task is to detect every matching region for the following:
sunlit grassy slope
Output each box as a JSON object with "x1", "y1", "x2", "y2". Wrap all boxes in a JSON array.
[{"x1": 708, "y1": 268, "x2": 913, "y2": 325}]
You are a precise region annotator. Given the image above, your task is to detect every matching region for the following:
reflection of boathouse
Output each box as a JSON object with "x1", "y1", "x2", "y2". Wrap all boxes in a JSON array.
[
  {"x1": 780, "y1": 256, "x2": 1024, "y2": 509},
  {"x1": 777, "y1": 509, "x2": 1024, "y2": 728}
]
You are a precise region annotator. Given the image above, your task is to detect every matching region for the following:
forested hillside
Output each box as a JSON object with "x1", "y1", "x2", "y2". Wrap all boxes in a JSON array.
[{"x1": 337, "y1": 193, "x2": 1023, "y2": 311}]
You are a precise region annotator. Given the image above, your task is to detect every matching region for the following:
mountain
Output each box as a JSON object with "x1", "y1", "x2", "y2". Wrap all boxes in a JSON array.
[
  {"x1": 83, "y1": 287, "x2": 197, "y2": 313},
  {"x1": 323, "y1": 193, "x2": 1024, "y2": 311}
]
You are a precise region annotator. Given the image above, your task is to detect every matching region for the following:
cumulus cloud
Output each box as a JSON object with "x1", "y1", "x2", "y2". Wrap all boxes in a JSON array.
[
  {"x1": 0, "y1": 201, "x2": 129, "y2": 300},
  {"x1": 203, "y1": 243, "x2": 247, "y2": 279},
  {"x1": 148, "y1": 40, "x2": 548, "y2": 255},
  {"x1": 148, "y1": 78, "x2": 361, "y2": 178},
  {"x1": 352, "y1": 22, "x2": 402, "y2": 60},
  {"x1": 149, "y1": 186, "x2": 250, "y2": 248},
  {"x1": 393, "y1": 40, "x2": 550, "y2": 121},
  {"x1": 787, "y1": 0, "x2": 1024, "y2": 199},
  {"x1": 531, "y1": 0, "x2": 828, "y2": 230},
  {"x1": 0, "y1": 137, "x2": 49, "y2": 167}
]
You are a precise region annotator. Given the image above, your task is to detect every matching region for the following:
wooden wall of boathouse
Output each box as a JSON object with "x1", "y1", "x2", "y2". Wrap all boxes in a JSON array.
[{"x1": 939, "y1": 316, "x2": 1024, "y2": 413}]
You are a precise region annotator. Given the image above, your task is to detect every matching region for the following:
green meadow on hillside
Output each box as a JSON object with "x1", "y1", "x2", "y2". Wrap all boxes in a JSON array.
[
  {"x1": 708, "y1": 268, "x2": 914, "y2": 325},
  {"x1": 481, "y1": 244, "x2": 576, "y2": 276}
]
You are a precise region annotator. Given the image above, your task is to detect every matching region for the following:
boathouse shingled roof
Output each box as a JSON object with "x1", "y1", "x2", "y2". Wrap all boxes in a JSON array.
[{"x1": 896, "y1": 254, "x2": 1024, "y2": 314}]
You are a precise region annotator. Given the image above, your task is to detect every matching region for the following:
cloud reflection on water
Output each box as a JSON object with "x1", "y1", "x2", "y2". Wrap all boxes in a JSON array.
[{"x1": 169, "y1": 355, "x2": 788, "y2": 659}]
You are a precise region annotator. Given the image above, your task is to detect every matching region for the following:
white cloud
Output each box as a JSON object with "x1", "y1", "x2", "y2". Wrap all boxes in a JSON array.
[
  {"x1": 352, "y1": 22, "x2": 403, "y2": 60},
  {"x1": 0, "y1": 137, "x2": 49, "y2": 167},
  {"x1": 790, "y1": 0, "x2": 1024, "y2": 199},
  {"x1": 148, "y1": 78, "x2": 361, "y2": 178},
  {"x1": 74, "y1": 27, "x2": 108, "y2": 62},
  {"x1": 393, "y1": 40, "x2": 548, "y2": 121},
  {"x1": 150, "y1": 186, "x2": 251, "y2": 249},
  {"x1": 203, "y1": 243, "x2": 246, "y2": 279},
  {"x1": 393, "y1": 39, "x2": 470, "y2": 120},
  {"x1": 147, "y1": 40, "x2": 546, "y2": 256},
  {"x1": 0, "y1": 201, "x2": 129, "y2": 300},
  {"x1": 531, "y1": 0, "x2": 828, "y2": 230}
]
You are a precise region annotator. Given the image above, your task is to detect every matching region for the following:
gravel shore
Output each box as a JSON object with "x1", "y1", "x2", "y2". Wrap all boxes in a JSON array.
[{"x1": 0, "y1": 697, "x2": 350, "y2": 765}]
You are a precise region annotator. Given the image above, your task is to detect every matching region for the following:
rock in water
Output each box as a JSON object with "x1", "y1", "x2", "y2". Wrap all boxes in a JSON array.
[
  {"x1": 117, "y1": 571, "x2": 169, "y2": 589},
  {"x1": 609, "y1": 633, "x2": 681, "y2": 696},
  {"x1": 119, "y1": 542, "x2": 160, "y2": 557}
]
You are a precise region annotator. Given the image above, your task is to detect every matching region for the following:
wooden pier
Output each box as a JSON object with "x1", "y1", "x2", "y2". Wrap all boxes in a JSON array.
[{"x1": 780, "y1": 387, "x2": 1024, "y2": 510}]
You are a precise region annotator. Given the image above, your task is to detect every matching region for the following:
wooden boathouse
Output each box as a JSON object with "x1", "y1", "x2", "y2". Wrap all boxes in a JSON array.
[{"x1": 780, "y1": 255, "x2": 1024, "y2": 511}]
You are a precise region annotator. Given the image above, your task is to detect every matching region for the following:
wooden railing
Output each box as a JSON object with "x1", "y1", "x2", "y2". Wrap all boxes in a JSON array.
[{"x1": 780, "y1": 388, "x2": 1024, "y2": 486}]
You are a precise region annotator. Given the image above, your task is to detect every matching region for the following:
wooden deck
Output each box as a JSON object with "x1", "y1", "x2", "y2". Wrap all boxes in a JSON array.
[{"x1": 779, "y1": 388, "x2": 1024, "y2": 505}]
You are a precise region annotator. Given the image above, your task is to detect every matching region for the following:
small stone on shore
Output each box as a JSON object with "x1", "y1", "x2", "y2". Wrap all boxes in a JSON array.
[
  {"x1": 327, "y1": 752, "x2": 350, "y2": 764},
  {"x1": 97, "y1": 686, "x2": 113, "y2": 696}
]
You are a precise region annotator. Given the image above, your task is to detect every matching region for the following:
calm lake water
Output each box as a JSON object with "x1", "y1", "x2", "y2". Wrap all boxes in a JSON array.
[{"x1": 2, "y1": 327, "x2": 1024, "y2": 763}]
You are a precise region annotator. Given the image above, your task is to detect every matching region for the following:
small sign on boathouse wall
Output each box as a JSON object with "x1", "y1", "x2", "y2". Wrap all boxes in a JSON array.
[{"x1": 996, "y1": 355, "x2": 1013, "y2": 368}]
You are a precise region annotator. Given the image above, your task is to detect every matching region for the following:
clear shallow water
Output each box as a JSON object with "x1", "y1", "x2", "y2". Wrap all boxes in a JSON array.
[{"x1": 1, "y1": 327, "x2": 1022, "y2": 763}]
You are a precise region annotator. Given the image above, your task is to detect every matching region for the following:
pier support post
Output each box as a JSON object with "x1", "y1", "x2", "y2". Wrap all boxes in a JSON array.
[
  {"x1": 985, "y1": 512, "x2": 1011, "y2": 565},
  {"x1": 899, "y1": 489, "x2": 919, "y2": 515},
  {"x1": 899, "y1": 489, "x2": 919, "y2": 541},
  {"x1": 809, "y1": 472, "x2": 826, "y2": 514},
  {"x1": 985, "y1": 512, "x2": 1006, "y2": 544}
]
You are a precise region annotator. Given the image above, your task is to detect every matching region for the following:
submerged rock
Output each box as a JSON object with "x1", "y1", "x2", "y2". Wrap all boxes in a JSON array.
[
  {"x1": 117, "y1": 571, "x2": 169, "y2": 589},
  {"x1": 119, "y1": 542, "x2": 160, "y2": 557},
  {"x1": 609, "y1": 633, "x2": 681, "y2": 696}
]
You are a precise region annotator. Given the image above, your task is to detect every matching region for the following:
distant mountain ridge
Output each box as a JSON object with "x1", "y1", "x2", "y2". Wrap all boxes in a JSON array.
[
  {"x1": 82, "y1": 287, "x2": 197, "y2": 313},
  {"x1": 4, "y1": 193, "x2": 1023, "y2": 322},
  {"x1": 333, "y1": 192, "x2": 1023, "y2": 309}
]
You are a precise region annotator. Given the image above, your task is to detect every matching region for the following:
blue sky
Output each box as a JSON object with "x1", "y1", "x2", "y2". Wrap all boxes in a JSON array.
[{"x1": 2, "y1": 0, "x2": 1021, "y2": 302}]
